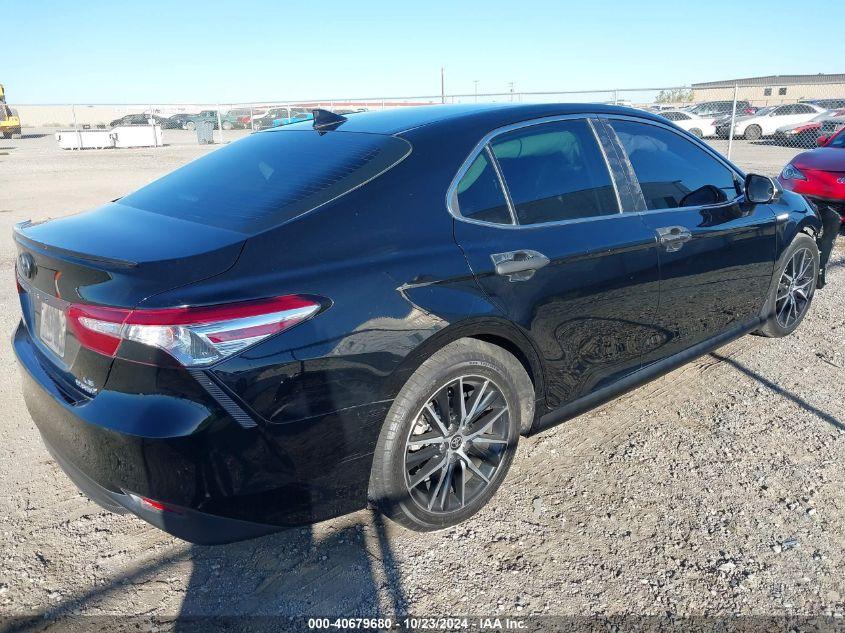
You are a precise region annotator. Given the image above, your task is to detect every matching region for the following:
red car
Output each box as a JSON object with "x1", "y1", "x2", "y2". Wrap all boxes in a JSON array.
[
  {"x1": 774, "y1": 109, "x2": 845, "y2": 147},
  {"x1": 778, "y1": 126, "x2": 845, "y2": 221}
]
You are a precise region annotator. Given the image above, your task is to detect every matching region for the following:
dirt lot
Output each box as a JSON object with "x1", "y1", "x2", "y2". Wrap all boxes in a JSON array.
[{"x1": 0, "y1": 129, "x2": 843, "y2": 629}]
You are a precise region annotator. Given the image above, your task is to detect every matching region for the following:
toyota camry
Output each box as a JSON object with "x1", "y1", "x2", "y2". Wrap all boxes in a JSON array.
[{"x1": 14, "y1": 104, "x2": 825, "y2": 543}]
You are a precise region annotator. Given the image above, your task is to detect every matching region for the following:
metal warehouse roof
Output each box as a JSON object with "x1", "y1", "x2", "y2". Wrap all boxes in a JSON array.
[{"x1": 693, "y1": 74, "x2": 845, "y2": 88}]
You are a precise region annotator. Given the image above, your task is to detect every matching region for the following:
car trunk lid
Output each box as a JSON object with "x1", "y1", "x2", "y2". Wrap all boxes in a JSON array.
[{"x1": 14, "y1": 203, "x2": 246, "y2": 396}]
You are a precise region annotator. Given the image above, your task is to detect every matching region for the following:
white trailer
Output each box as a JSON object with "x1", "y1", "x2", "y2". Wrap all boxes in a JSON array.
[
  {"x1": 55, "y1": 125, "x2": 163, "y2": 150},
  {"x1": 54, "y1": 129, "x2": 115, "y2": 149}
]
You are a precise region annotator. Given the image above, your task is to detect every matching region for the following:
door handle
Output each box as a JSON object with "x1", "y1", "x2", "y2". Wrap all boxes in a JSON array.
[
  {"x1": 491, "y1": 250, "x2": 550, "y2": 281},
  {"x1": 655, "y1": 226, "x2": 693, "y2": 252}
]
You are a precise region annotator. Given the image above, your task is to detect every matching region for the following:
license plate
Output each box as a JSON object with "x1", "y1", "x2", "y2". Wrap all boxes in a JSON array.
[{"x1": 39, "y1": 300, "x2": 67, "y2": 358}]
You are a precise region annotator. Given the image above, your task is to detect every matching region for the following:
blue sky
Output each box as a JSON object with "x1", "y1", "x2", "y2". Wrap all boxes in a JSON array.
[{"x1": 6, "y1": 0, "x2": 839, "y2": 104}]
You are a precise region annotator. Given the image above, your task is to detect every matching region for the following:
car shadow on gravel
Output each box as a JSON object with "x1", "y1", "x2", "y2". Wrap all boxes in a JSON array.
[
  {"x1": 173, "y1": 510, "x2": 407, "y2": 624},
  {"x1": 711, "y1": 352, "x2": 844, "y2": 431},
  {"x1": 4, "y1": 513, "x2": 406, "y2": 632}
]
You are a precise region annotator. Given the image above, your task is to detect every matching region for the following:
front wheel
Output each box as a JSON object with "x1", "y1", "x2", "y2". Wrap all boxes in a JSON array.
[
  {"x1": 689, "y1": 127, "x2": 703, "y2": 138},
  {"x1": 222, "y1": 121, "x2": 233, "y2": 130},
  {"x1": 369, "y1": 339, "x2": 534, "y2": 531},
  {"x1": 185, "y1": 121, "x2": 196, "y2": 130},
  {"x1": 757, "y1": 233, "x2": 819, "y2": 337}
]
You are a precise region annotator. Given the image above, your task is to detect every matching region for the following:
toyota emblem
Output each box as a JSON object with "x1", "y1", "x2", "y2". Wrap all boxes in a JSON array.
[{"x1": 18, "y1": 252, "x2": 36, "y2": 280}]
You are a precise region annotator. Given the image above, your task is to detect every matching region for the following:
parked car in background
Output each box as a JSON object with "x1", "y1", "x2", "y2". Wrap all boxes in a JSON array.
[
  {"x1": 221, "y1": 108, "x2": 253, "y2": 130},
  {"x1": 644, "y1": 104, "x2": 678, "y2": 112},
  {"x1": 801, "y1": 98, "x2": 845, "y2": 111},
  {"x1": 272, "y1": 108, "x2": 313, "y2": 127},
  {"x1": 333, "y1": 108, "x2": 369, "y2": 116},
  {"x1": 252, "y1": 107, "x2": 313, "y2": 130},
  {"x1": 778, "y1": 125, "x2": 845, "y2": 221},
  {"x1": 658, "y1": 110, "x2": 716, "y2": 137},
  {"x1": 182, "y1": 110, "x2": 221, "y2": 130},
  {"x1": 13, "y1": 104, "x2": 825, "y2": 543},
  {"x1": 251, "y1": 107, "x2": 286, "y2": 130},
  {"x1": 774, "y1": 109, "x2": 845, "y2": 147},
  {"x1": 818, "y1": 115, "x2": 845, "y2": 143},
  {"x1": 685, "y1": 100, "x2": 755, "y2": 119},
  {"x1": 165, "y1": 113, "x2": 197, "y2": 129},
  {"x1": 719, "y1": 103, "x2": 825, "y2": 140},
  {"x1": 109, "y1": 114, "x2": 169, "y2": 128}
]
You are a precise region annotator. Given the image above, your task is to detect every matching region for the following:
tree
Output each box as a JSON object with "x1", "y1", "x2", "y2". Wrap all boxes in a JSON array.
[{"x1": 656, "y1": 88, "x2": 693, "y2": 104}]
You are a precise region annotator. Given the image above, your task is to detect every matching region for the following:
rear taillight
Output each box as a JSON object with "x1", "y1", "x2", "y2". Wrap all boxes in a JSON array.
[{"x1": 67, "y1": 295, "x2": 322, "y2": 367}]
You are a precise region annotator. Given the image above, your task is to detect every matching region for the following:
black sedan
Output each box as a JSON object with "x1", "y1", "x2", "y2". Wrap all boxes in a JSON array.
[
  {"x1": 163, "y1": 113, "x2": 197, "y2": 129},
  {"x1": 13, "y1": 104, "x2": 824, "y2": 543},
  {"x1": 108, "y1": 113, "x2": 170, "y2": 128}
]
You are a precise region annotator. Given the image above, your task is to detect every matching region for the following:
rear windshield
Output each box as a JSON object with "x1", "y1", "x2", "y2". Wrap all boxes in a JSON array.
[{"x1": 120, "y1": 130, "x2": 411, "y2": 233}]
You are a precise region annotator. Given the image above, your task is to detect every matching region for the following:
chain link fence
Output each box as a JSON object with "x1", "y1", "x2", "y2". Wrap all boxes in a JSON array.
[{"x1": 6, "y1": 81, "x2": 845, "y2": 173}]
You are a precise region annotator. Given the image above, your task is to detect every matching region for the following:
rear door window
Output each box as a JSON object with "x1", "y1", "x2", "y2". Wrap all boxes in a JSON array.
[
  {"x1": 611, "y1": 119, "x2": 738, "y2": 209},
  {"x1": 455, "y1": 149, "x2": 513, "y2": 224},
  {"x1": 120, "y1": 130, "x2": 411, "y2": 233},
  {"x1": 490, "y1": 119, "x2": 619, "y2": 225}
]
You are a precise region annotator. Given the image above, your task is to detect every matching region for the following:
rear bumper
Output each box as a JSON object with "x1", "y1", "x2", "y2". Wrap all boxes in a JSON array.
[
  {"x1": 42, "y1": 435, "x2": 276, "y2": 544},
  {"x1": 13, "y1": 320, "x2": 388, "y2": 544}
]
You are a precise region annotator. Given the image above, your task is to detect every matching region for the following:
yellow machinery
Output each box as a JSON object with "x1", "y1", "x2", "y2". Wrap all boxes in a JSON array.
[{"x1": 0, "y1": 84, "x2": 22, "y2": 138}]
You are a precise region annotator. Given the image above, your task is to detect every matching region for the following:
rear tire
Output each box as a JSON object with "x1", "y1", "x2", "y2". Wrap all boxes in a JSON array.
[
  {"x1": 222, "y1": 121, "x2": 233, "y2": 130},
  {"x1": 745, "y1": 125, "x2": 762, "y2": 141},
  {"x1": 370, "y1": 339, "x2": 534, "y2": 532},
  {"x1": 689, "y1": 128, "x2": 703, "y2": 138},
  {"x1": 185, "y1": 121, "x2": 196, "y2": 130},
  {"x1": 757, "y1": 233, "x2": 819, "y2": 337}
]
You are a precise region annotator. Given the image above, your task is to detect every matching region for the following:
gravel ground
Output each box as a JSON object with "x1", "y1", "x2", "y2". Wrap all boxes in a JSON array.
[{"x1": 0, "y1": 129, "x2": 843, "y2": 630}]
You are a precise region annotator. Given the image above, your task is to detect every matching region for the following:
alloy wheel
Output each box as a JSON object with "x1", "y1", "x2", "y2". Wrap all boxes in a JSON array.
[
  {"x1": 776, "y1": 247, "x2": 815, "y2": 329},
  {"x1": 404, "y1": 375, "x2": 511, "y2": 514}
]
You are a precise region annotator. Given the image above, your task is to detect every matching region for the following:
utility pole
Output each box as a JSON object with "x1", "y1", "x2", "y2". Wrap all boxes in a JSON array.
[
  {"x1": 474, "y1": 80, "x2": 479, "y2": 103},
  {"x1": 727, "y1": 83, "x2": 738, "y2": 160},
  {"x1": 441, "y1": 67, "x2": 445, "y2": 104}
]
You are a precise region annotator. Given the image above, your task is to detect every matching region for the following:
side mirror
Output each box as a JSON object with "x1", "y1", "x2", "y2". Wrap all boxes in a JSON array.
[
  {"x1": 816, "y1": 135, "x2": 829, "y2": 146},
  {"x1": 744, "y1": 174, "x2": 779, "y2": 204}
]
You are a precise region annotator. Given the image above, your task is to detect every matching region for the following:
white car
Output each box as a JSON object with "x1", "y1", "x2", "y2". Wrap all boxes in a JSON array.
[
  {"x1": 658, "y1": 110, "x2": 717, "y2": 138},
  {"x1": 730, "y1": 103, "x2": 825, "y2": 140}
]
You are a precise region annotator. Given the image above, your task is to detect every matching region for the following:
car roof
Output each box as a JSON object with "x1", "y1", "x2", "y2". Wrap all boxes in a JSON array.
[
  {"x1": 694, "y1": 100, "x2": 747, "y2": 105},
  {"x1": 265, "y1": 103, "x2": 667, "y2": 136}
]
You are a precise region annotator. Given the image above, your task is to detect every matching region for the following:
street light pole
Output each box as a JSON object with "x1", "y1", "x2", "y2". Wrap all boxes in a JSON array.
[{"x1": 474, "y1": 80, "x2": 479, "y2": 103}]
